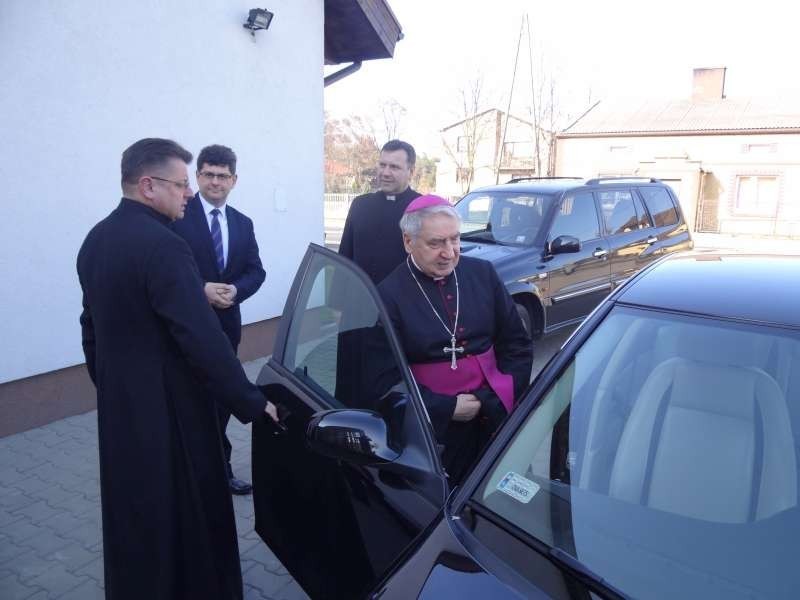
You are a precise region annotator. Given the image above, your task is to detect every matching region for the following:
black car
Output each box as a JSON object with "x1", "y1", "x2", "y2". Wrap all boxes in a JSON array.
[
  {"x1": 455, "y1": 177, "x2": 693, "y2": 337},
  {"x1": 253, "y1": 246, "x2": 800, "y2": 599}
]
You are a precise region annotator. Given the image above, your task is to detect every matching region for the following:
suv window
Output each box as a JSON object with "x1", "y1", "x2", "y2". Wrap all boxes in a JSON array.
[
  {"x1": 640, "y1": 187, "x2": 679, "y2": 227},
  {"x1": 598, "y1": 189, "x2": 648, "y2": 235},
  {"x1": 632, "y1": 192, "x2": 653, "y2": 229},
  {"x1": 461, "y1": 194, "x2": 491, "y2": 229},
  {"x1": 548, "y1": 192, "x2": 600, "y2": 242}
]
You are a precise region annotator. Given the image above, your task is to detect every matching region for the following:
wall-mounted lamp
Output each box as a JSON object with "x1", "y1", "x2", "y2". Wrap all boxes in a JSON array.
[{"x1": 243, "y1": 8, "x2": 274, "y2": 37}]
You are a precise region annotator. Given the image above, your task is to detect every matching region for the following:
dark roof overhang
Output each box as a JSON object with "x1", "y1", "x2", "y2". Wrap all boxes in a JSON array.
[{"x1": 324, "y1": 0, "x2": 403, "y2": 65}]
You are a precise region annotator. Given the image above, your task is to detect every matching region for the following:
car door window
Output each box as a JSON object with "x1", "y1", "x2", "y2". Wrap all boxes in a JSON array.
[
  {"x1": 598, "y1": 190, "x2": 639, "y2": 235},
  {"x1": 640, "y1": 186, "x2": 679, "y2": 227},
  {"x1": 281, "y1": 252, "x2": 411, "y2": 410},
  {"x1": 548, "y1": 192, "x2": 600, "y2": 242},
  {"x1": 632, "y1": 190, "x2": 652, "y2": 229}
]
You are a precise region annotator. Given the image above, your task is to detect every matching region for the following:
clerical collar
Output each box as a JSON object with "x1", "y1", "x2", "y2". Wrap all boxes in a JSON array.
[
  {"x1": 408, "y1": 254, "x2": 446, "y2": 282},
  {"x1": 383, "y1": 187, "x2": 412, "y2": 202}
]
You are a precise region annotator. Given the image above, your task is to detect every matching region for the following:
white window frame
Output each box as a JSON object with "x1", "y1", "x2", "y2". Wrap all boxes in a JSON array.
[{"x1": 734, "y1": 175, "x2": 779, "y2": 217}]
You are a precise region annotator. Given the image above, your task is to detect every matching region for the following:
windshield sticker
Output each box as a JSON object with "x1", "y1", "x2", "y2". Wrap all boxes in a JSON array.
[{"x1": 497, "y1": 472, "x2": 540, "y2": 504}]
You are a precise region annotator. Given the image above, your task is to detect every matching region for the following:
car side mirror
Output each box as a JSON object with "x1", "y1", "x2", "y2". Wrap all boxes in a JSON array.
[
  {"x1": 548, "y1": 235, "x2": 581, "y2": 255},
  {"x1": 306, "y1": 409, "x2": 400, "y2": 466}
]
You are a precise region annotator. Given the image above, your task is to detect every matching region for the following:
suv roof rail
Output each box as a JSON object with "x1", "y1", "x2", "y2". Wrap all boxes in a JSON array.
[
  {"x1": 507, "y1": 176, "x2": 584, "y2": 184},
  {"x1": 585, "y1": 176, "x2": 662, "y2": 185}
]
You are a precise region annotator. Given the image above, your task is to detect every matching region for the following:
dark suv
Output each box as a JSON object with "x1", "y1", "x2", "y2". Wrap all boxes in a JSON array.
[{"x1": 455, "y1": 177, "x2": 693, "y2": 336}]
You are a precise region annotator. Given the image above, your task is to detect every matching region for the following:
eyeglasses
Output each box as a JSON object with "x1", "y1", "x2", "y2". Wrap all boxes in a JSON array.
[
  {"x1": 150, "y1": 176, "x2": 191, "y2": 190},
  {"x1": 198, "y1": 171, "x2": 233, "y2": 182}
]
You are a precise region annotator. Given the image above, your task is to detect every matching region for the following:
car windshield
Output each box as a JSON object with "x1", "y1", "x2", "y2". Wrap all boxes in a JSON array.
[
  {"x1": 474, "y1": 305, "x2": 800, "y2": 599},
  {"x1": 455, "y1": 191, "x2": 553, "y2": 246}
]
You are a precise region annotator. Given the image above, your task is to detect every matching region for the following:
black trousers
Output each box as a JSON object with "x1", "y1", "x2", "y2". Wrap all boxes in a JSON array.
[
  {"x1": 442, "y1": 389, "x2": 508, "y2": 485},
  {"x1": 218, "y1": 403, "x2": 234, "y2": 478},
  {"x1": 218, "y1": 340, "x2": 238, "y2": 479}
]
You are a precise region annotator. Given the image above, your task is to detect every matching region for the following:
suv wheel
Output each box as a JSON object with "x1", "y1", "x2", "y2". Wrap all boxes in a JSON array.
[{"x1": 515, "y1": 301, "x2": 532, "y2": 336}]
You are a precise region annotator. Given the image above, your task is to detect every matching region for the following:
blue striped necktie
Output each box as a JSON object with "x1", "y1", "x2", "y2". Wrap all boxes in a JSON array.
[{"x1": 210, "y1": 208, "x2": 225, "y2": 272}]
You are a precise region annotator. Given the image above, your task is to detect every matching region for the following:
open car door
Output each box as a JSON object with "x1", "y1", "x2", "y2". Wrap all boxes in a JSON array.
[{"x1": 252, "y1": 244, "x2": 449, "y2": 599}]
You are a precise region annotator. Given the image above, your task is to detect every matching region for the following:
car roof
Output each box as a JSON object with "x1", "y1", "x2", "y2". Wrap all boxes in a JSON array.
[
  {"x1": 468, "y1": 178, "x2": 670, "y2": 195},
  {"x1": 617, "y1": 252, "x2": 800, "y2": 328},
  {"x1": 469, "y1": 179, "x2": 585, "y2": 195}
]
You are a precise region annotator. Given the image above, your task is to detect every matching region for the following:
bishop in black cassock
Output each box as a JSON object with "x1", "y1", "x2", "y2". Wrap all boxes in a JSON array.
[{"x1": 377, "y1": 195, "x2": 533, "y2": 483}]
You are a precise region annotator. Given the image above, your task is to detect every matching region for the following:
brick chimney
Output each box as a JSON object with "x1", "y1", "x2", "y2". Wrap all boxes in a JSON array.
[{"x1": 692, "y1": 67, "x2": 726, "y2": 101}]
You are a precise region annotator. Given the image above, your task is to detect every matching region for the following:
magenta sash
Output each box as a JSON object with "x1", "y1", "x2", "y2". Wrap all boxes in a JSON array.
[{"x1": 410, "y1": 346, "x2": 515, "y2": 413}]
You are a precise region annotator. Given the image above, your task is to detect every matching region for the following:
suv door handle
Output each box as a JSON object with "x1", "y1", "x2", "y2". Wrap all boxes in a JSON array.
[
  {"x1": 593, "y1": 249, "x2": 608, "y2": 258},
  {"x1": 647, "y1": 236, "x2": 658, "y2": 244}
]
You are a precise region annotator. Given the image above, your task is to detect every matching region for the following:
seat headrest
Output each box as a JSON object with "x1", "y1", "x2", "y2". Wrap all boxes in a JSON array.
[
  {"x1": 667, "y1": 359, "x2": 761, "y2": 417},
  {"x1": 655, "y1": 324, "x2": 773, "y2": 370}
]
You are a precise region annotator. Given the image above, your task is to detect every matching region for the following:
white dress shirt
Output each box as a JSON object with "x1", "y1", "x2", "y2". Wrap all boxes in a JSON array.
[{"x1": 199, "y1": 194, "x2": 229, "y2": 268}]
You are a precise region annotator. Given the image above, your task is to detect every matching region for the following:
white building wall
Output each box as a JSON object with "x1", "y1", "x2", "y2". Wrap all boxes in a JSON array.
[{"x1": 0, "y1": 0, "x2": 324, "y2": 383}]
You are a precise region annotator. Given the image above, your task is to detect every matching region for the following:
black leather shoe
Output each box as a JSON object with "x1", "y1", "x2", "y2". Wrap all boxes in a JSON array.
[{"x1": 229, "y1": 477, "x2": 253, "y2": 495}]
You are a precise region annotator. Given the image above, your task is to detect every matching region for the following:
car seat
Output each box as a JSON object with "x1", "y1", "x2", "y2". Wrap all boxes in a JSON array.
[{"x1": 608, "y1": 356, "x2": 797, "y2": 523}]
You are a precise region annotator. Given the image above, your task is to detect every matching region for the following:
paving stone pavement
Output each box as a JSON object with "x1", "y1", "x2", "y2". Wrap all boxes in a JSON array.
[{"x1": 0, "y1": 357, "x2": 309, "y2": 600}]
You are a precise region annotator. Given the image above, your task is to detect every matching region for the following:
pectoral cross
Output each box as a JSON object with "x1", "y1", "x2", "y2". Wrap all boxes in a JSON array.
[{"x1": 443, "y1": 335, "x2": 464, "y2": 370}]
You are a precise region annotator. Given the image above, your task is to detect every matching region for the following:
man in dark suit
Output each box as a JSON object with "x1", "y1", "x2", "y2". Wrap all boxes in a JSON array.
[
  {"x1": 173, "y1": 144, "x2": 266, "y2": 495},
  {"x1": 78, "y1": 137, "x2": 278, "y2": 599}
]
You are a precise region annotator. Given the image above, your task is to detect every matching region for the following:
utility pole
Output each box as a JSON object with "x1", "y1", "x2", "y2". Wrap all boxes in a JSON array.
[
  {"x1": 526, "y1": 14, "x2": 542, "y2": 177},
  {"x1": 495, "y1": 16, "x2": 524, "y2": 184}
]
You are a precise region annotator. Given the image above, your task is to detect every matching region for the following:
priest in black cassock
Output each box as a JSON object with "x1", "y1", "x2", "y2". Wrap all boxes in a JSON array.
[
  {"x1": 377, "y1": 195, "x2": 533, "y2": 483},
  {"x1": 338, "y1": 139, "x2": 420, "y2": 284},
  {"x1": 335, "y1": 140, "x2": 421, "y2": 406},
  {"x1": 77, "y1": 138, "x2": 278, "y2": 600}
]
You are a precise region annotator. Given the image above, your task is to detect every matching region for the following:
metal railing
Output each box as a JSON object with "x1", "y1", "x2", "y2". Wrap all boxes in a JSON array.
[
  {"x1": 322, "y1": 192, "x2": 461, "y2": 250},
  {"x1": 323, "y1": 193, "x2": 358, "y2": 250},
  {"x1": 324, "y1": 193, "x2": 358, "y2": 216}
]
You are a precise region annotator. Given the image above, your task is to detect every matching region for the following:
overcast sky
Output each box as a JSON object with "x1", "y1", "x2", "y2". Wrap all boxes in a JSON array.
[{"x1": 324, "y1": 0, "x2": 799, "y2": 157}]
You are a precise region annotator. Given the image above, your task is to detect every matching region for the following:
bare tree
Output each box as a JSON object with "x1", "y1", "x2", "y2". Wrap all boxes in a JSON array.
[
  {"x1": 525, "y1": 75, "x2": 559, "y2": 176},
  {"x1": 440, "y1": 18, "x2": 594, "y2": 193},
  {"x1": 379, "y1": 98, "x2": 407, "y2": 142},
  {"x1": 411, "y1": 154, "x2": 438, "y2": 193},
  {"x1": 545, "y1": 76, "x2": 557, "y2": 176},
  {"x1": 524, "y1": 15, "x2": 580, "y2": 176},
  {"x1": 324, "y1": 113, "x2": 380, "y2": 193},
  {"x1": 441, "y1": 77, "x2": 493, "y2": 194},
  {"x1": 526, "y1": 15, "x2": 543, "y2": 177},
  {"x1": 525, "y1": 15, "x2": 563, "y2": 176}
]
